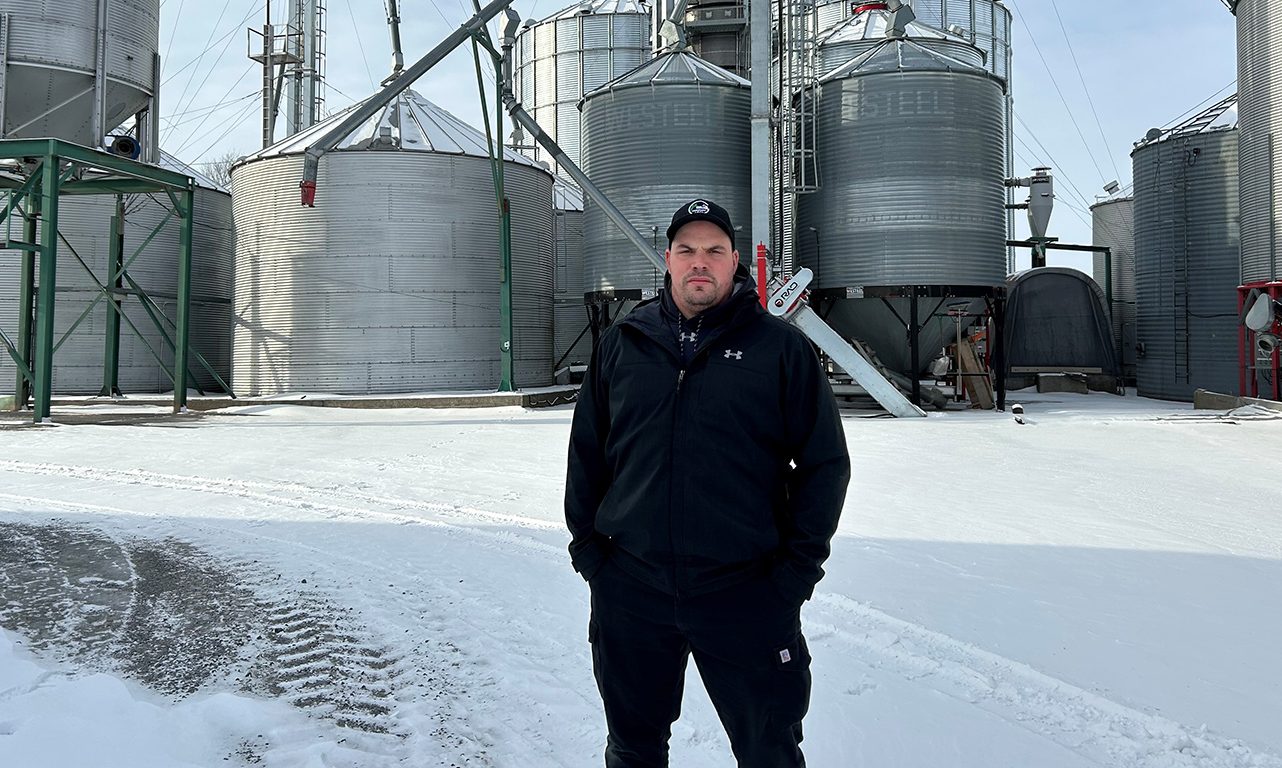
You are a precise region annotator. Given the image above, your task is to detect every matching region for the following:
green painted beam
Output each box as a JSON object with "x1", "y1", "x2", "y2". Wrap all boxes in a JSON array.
[
  {"x1": 59, "y1": 179, "x2": 174, "y2": 196},
  {"x1": 174, "y1": 185, "x2": 194, "y2": 412},
  {"x1": 101, "y1": 197, "x2": 124, "y2": 396},
  {"x1": 0, "y1": 170, "x2": 42, "y2": 225},
  {"x1": 0, "y1": 326, "x2": 35, "y2": 384},
  {"x1": 13, "y1": 207, "x2": 37, "y2": 410},
  {"x1": 0, "y1": 139, "x2": 190, "y2": 189},
  {"x1": 32, "y1": 156, "x2": 59, "y2": 422}
]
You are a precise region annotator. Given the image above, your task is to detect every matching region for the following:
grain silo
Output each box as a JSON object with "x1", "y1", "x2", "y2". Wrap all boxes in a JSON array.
[
  {"x1": 0, "y1": 153, "x2": 232, "y2": 396},
  {"x1": 814, "y1": 7, "x2": 981, "y2": 78},
  {"x1": 1230, "y1": 0, "x2": 1282, "y2": 283},
  {"x1": 230, "y1": 89, "x2": 555, "y2": 396},
  {"x1": 0, "y1": 0, "x2": 158, "y2": 145},
  {"x1": 814, "y1": 0, "x2": 1010, "y2": 82},
  {"x1": 580, "y1": 50, "x2": 751, "y2": 295},
  {"x1": 1091, "y1": 196, "x2": 1136, "y2": 383},
  {"x1": 1131, "y1": 97, "x2": 1240, "y2": 401},
  {"x1": 552, "y1": 177, "x2": 591, "y2": 368},
  {"x1": 513, "y1": 0, "x2": 652, "y2": 176},
  {"x1": 796, "y1": 37, "x2": 1007, "y2": 375}
]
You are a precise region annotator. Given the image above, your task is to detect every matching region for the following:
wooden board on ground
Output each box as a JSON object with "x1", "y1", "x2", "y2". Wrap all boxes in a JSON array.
[{"x1": 957, "y1": 340, "x2": 995, "y2": 409}]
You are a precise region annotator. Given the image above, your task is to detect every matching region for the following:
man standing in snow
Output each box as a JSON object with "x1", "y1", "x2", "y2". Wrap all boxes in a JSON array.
[{"x1": 565, "y1": 199, "x2": 851, "y2": 767}]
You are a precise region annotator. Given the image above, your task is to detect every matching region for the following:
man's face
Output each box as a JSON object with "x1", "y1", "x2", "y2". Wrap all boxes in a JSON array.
[{"x1": 664, "y1": 220, "x2": 739, "y2": 318}]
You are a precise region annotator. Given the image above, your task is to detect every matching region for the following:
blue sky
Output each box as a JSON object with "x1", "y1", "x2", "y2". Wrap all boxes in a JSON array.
[{"x1": 156, "y1": 0, "x2": 1240, "y2": 274}]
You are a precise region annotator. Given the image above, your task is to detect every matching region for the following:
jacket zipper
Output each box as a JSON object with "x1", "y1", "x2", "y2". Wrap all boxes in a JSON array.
[{"x1": 668, "y1": 367, "x2": 686, "y2": 597}]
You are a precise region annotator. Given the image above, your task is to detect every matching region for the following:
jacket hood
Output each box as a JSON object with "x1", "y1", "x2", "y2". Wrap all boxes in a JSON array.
[{"x1": 622, "y1": 262, "x2": 760, "y2": 337}]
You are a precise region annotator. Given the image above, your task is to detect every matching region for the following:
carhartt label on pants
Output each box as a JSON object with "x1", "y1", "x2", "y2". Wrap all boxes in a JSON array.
[{"x1": 779, "y1": 649, "x2": 792, "y2": 664}]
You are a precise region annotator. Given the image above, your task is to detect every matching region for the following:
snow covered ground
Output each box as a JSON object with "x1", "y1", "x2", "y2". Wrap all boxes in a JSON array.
[{"x1": 1, "y1": 392, "x2": 1280, "y2": 767}]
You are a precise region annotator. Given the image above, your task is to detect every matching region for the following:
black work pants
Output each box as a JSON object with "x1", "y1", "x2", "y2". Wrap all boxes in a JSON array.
[{"x1": 588, "y1": 558, "x2": 811, "y2": 768}]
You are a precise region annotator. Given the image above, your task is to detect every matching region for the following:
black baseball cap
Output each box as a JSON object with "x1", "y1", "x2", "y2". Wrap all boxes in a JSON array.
[{"x1": 666, "y1": 199, "x2": 735, "y2": 247}]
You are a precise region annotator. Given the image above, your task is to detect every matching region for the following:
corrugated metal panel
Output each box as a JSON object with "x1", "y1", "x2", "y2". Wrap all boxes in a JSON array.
[
  {"x1": 556, "y1": 104, "x2": 580, "y2": 159},
  {"x1": 814, "y1": 0, "x2": 1010, "y2": 83},
  {"x1": 556, "y1": 16, "x2": 579, "y2": 49},
  {"x1": 582, "y1": 50, "x2": 614, "y2": 92},
  {"x1": 612, "y1": 47, "x2": 645, "y2": 73},
  {"x1": 800, "y1": 41, "x2": 1007, "y2": 287},
  {"x1": 1235, "y1": 0, "x2": 1282, "y2": 282},
  {"x1": 580, "y1": 52, "x2": 753, "y2": 294},
  {"x1": 1131, "y1": 128, "x2": 1241, "y2": 401},
  {"x1": 511, "y1": 2, "x2": 651, "y2": 174},
  {"x1": 815, "y1": 1, "x2": 847, "y2": 32},
  {"x1": 556, "y1": 52, "x2": 582, "y2": 100},
  {"x1": 107, "y1": 0, "x2": 159, "y2": 89},
  {"x1": 552, "y1": 182, "x2": 589, "y2": 370},
  {"x1": 1091, "y1": 197, "x2": 1137, "y2": 381},
  {"x1": 535, "y1": 55, "x2": 558, "y2": 105},
  {"x1": 815, "y1": 11, "x2": 984, "y2": 77},
  {"x1": 581, "y1": 15, "x2": 613, "y2": 48},
  {"x1": 1, "y1": 0, "x2": 158, "y2": 144},
  {"x1": 230, "y1": 153, "x2": 555, "y2": 395},
  {"x1": 795, "y1": 39, "x2": 1005, "y2": 376},
  {"x1": 0, "y1": 183, "x2": 232, "y2": 396},
  {"x1": 544, "y1": 0, "x2": 647, "y2": 19},
  {"x1": 553, "y1": 207, "x2": 592, "y2": 365},
  {"x1": 239, "y1": 90, "x2": 542, "y2": 167}
]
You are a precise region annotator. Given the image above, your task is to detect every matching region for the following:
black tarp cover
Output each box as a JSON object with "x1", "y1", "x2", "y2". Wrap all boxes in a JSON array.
[{"x1": 1004, "y1": 267, "x2": 1122, "y2": 380}]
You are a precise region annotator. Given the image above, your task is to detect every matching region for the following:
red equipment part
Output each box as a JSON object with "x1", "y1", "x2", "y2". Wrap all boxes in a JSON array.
[
  {"x1": 757, "y1": 243, "x2": 769, "y2": 307},
  {"x1": 1238, "y1": 281, "x2": 1282, "y2": 400}
]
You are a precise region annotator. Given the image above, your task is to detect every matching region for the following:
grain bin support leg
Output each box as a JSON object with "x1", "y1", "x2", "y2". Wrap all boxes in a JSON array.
[
  {"x1": 14, "y1": 194, "x2": 37, "y2": 410},
  {"x1": 101, "y1": 195, "x2": 124, "y2": 397},
  {"x1": 32, "y1": 147, "x2": 60, "y2": 423},
  {"x1": 173, "y1": 184, "x2": 194, "y2": 413}
]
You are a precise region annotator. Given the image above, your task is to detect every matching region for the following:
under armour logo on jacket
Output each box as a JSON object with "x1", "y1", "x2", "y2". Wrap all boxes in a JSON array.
[
  {"x1": 680, "y1": 331, "x2": 698, "y2": 343},
  {"x1": 724, "y1": 349, "x2": 743, "y2": 360}
]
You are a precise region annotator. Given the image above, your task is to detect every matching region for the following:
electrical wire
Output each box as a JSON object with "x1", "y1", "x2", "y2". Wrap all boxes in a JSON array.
[
  {"x1": 165, "y1": 0, "x2": 236, "y2": 141},
  {"x1": 1047, "y1": 0, "x2": 1122, "y2": 183},
  {"x1": 343, "y1": 0, "x2": 379, "y2": 90},
  {"x1": 1012, "y1": 116, "x2": 1097, "y2": 214},
  {"x1": 171, "y1": 62, "x2": 259, "y2": 157},
  {"x1": 1009, "y1": 4, "x2": 1110, "y2": 186},
  {"x1": 161, "y1": 91, "x2": 259, "y2": 132},
  {"x1": 161, "y1": 0, "x2": 188, "y2": 72},
  {"x1": 183, "y1": 98, "x2": 263, "y2": 166},
  {"x1": 1155, "y1": 80, "x2": 1238, "y2": 133},
  {"x1": 160, "y1": 2, "x2": 265, "y2": 87}
]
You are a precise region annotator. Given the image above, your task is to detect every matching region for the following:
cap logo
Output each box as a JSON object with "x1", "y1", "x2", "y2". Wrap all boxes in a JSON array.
[{"x1": 688, "y1": 200, "x2": 710, "y2": 215}]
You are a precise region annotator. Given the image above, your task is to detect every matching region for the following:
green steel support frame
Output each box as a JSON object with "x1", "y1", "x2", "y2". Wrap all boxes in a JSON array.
[
  {"x1": 0, "y1": 138, "x2": 206, "y2": 422},
  {"x1": 471, "y1": 16, "x2": 516, "y2": 392},
  {"x1": 13, "y1": 203, "x2": 37, "y2": 407},
  {"x1": 101, "y1": 195, "x2": 124, "y2": 396},
  {"x1": 33, "y1": 157, "x2": 59, "y2": 422}
]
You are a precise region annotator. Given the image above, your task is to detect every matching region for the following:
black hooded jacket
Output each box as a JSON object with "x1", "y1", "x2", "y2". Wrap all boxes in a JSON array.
[{"x1": 564, "y1": 264, "x2": 851, "y2": 604}]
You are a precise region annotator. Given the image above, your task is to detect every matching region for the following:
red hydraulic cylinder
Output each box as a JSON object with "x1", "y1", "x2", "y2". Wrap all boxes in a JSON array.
[{"x1": 757, "y1": 244, "x2": 768, "y2": 307}]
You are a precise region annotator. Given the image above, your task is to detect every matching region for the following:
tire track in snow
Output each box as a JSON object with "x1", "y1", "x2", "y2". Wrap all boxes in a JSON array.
[
  {"x1": 0, "y1": 516, "x2": 418, "y2": 762},
  {"x1": 0, "y1": 494, "x2": 573, "y2": 765},
  {"x1": 808, "y1": 592, "x2": 1282, "y2": 768},
  {"x1": 0, "y1": 459, "x2": 563, "y2": 560}
]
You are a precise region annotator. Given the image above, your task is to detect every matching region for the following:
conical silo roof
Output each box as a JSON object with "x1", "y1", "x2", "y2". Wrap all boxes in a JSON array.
[
  {"x1": 820, "y1": 37, "x2": 994, "y2": 83},
  {"x1": 814, "y1": 8, "x2": 985, "y2": 75},
  {"x1": 235, "y1": 89, "x2": 540, "y2": 168},
  {"x1": 584, "y1": 49, "x2": 749, "y2": 100},
  {"x1": 158, "y1": 150, "x2": 226, "y2": 192},
  {"x1": 1132, "y1": 93, "x2": 1238, "y2": 150},
  {"x1": 543, "y1": 0, "x2": 647, "y2": 21},
  {"x1": 815, "y1": 7, "x2": 959, "y2": 48}
]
